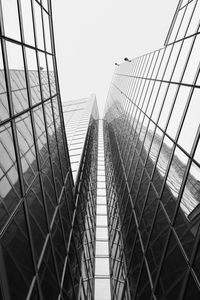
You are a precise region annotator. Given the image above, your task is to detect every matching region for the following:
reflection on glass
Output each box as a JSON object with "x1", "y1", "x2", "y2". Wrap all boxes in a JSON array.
[
  {"x1": 158, "y1": 83, "x2": 177, "y2": 130},
  {"x1": 0, "y1": 49, "x2": 9, "y2": 122},
  {"x1": 21, "y1": 0, "x2": 35, "y2": 45},
  {"x1": 16, "y1": 113, "x2": 37, "y2": 189},
  {"x1": 181, "y1": 162, "x2": 200, "y2": 218},
  {"x1": 43, "y1": 12, "x2": 52, "y2": 53},
  {"x1": 172, "y1": 37, "x2": 192, "y2": 81},
  {"x1": 1, "y1": 0, "x2": 21, "y2": 41},
  {"x1": 0, "y1": 123, "x2": 20, "y2": 231},
  {"x1": 1, "y1": 204, "x2": 34, "y2": 300},
  {"x1": 167, "y1": 86, "x2": 190, "y2": 139},
  {"x1": 33, "y1": 2, "x2": 44, "y2": 50},
  {"x1": 178, "y1": 88, "x2": 200, "y2": 154},
  {"x1": 166, "y1": 147, "x2": 188, "y2": 198}
]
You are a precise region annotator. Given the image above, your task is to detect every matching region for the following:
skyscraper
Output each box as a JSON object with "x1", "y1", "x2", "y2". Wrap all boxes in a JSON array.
[
  {"x1": 104, "y1": 0, "x2": 200, "y2": 298},
  {"x1": 1, "y1": 0, "x2": 200, "y2": 299},
  {"x1": 62, "y1": 95, "x2": 99, "y2": 299},
  {"x1": 0, "y1": 1, "x2": 76, "y2": 299}
]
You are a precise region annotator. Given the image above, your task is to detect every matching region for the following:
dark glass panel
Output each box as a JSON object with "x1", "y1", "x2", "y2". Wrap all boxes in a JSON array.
[
  {"x1": 174, "y1": 162, "x2": 200, "y2": 258},
  {"x1": 26, "y1": 176, "x2": 48, "y2": 262},
  {"x1": 52, "y1": 151, "x2": 63, "y2": 197},
  {"x1": 139, "y1": 184, "x2": 158, "y2": 249},
  {"x1": 41, "y1": 158, "x2": 57, "y2": 223},
  {"x1": 1, "y1": 204, "x2": 34, "y2": 300},
  {"x1": 33, "y1": 105, "x2": 48, "y2": 165},
  {"x1": 44, "y1": 101, "x2": 57, "y2": 153},
  {"x1": 134, "y1": 170, "x2": 149, "y2": 223},
  {"x1": 124, "y1": 216, "x2": 137, "y2": 266},
  {"x1": 39, "y1": 242, "x2": 59, "y2": 300},
  {"x1": 146, "y1": 205, "x2": 169, "y2": 283},
  {"x1": 29, "y1": 282, "x2": 40, "y2": 300},
  {"x1": 128, "y1": 234, "x2": 143, "y2": 298},
  {"x1": 51, "y1": 213, "x2": 66, "y2": 279},
  {"x1": 135, "y1": 263, "x2": 152, "y2": 300},
  {"x1": 62, "y1": 262, "x2": 75, "y2": 299},
  {"x1": 15, "y1": 113, "x2": 37, "y2": 190},
  {"x1": 155, "y1": 232, "x2": 187, "y2": 299},
  {"x1": 183, "y1": 273, "x2": 200, "y2": 300},
  {"x1": 0, "y1": 123, "x2": 21, "y2": 231}
]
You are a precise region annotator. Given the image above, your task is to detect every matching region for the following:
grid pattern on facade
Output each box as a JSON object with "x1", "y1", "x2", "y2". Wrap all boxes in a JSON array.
[
  {"x1": 65, "y1": 98, "x2": 99, "y2": 300},
  {"x1": 104, "y1": 0, "x2": 200, "y2": 298},
  {"x1": 0, "y1": 1, "x2": 76, "y2": 299},
  {"x1": 62, "y1": 95, "x2": 97, "y2": 182},
  {"x1": 94, "y1": 119, "x2": 111, "y2": 300}
]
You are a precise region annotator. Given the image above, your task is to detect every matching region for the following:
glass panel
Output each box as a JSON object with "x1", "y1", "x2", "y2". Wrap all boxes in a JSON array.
[
  {"x1": 152, "y1": 82, "x2": 168, "y2": 123},
  {"x1": 95, "y1": 279, "x2": 111, "y2": 300},
  {"x1": 146, "y1": 205, "x2": 169, "y2": 283},
  {"x1": 33, "y1": 2, "x2": 44, "y2": 50},
  {"x1": 172, "y1": 37, "x2": 192, "y2": 82},
  {"x1": 153, "y1": 136, "x2": 174, "y2": 195},
  {"x1": 21, "y1": 0, "x2": 35, "y2": 45},
  {"x1": 1, "y1": 0, "x2": 21, "y2": 41},
  {"x1": 0, "y1": 48, "x2": 9, "y2": 122},
  {"x1": 180, "y1": 162, "x2": 200, "y2": 219},
  {"x1": 158, "y1": 83, "x2": 177, "y2": 130},
  {"x1": 33, "y1": 105, "x2": 48, "y2": 165},
  {"x1": 182, "y1": 34, "x2": 200, "y2": 84},
  {"x1": 95, "y1": 241, "x2": 109, "y2": 256},
  {"x1": 95, "y1": 258, "x2": 110, "y2": 276},
  {"x1": 178, "y1": 88, "x2": 200, "y2": 154},
  {"x1": 96, "y1": 227, "x2": 108, "y2": 239},
  {"x1": 43, "y1": 11, "x2": 52, "y2": 53},
  {"x1": 26, "y1": 176, "x2": 47, "y2": 261},
  {"x1": 97, "y1": 206, "x2": 107, "y2": 214},
  {"x1": 39, "y1": 52, "x2": 50, "y2": 100},
  {"x1": 6, "y1": 42, "x2": 26, "y2": 91},
  {"x1": 1, "y1": 204, "x2": 34, "y2": 300},
  {"x1": 167, "y1": 86, "x2": 190, "y2": 139},
  {"x1": 0, "y1": 123, "x2": 21, "y2": 231},
  {"x1": 51, "y1": 213, "x2": 66, "y2": 279},
  {"x1": 39, "y1": 242, "x2": 59, "y2": 299},
  {"x1": 155, "y1": 233, "x2": 187, "y2": 299},
  {"x1": 15, "y1": 113, "x2": 37, "y2": 190}
]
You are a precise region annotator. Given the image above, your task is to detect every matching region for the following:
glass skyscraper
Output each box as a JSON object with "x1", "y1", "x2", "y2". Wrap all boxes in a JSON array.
[
  {"x1": 104, "y1": 0, "x2": 200, "y2": 298},
  {"x1": 62, "y1": 96, "x2": 99, "y2": 299},
  {"x1": 0, "y1": 1, "x2": 75, "y2": 299},
  {"x1": 1, "y1": 0, "x2": 200, "y2": 299}
]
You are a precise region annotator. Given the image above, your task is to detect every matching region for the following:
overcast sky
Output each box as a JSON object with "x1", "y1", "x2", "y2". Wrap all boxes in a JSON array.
[{"x1": 52, "y1": 0, "x2": 178, "y2": 117}]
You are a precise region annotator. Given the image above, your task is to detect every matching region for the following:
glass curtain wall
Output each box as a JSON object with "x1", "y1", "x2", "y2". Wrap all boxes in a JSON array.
[
  {"x1": 0, "y1": 1, "x2": 75, "y2": 299},
  {"x1": 104, "y1": 0, "x2": 200, "y2": 298}
]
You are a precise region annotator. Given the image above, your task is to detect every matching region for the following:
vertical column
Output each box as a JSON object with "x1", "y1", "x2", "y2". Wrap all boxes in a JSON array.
[{"x1": 94, "y1": 120, "x2": 111, "y2": 300}]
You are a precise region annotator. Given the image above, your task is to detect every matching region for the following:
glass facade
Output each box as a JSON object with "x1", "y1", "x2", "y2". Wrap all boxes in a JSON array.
[
  {"x1": 62, "y1": 96, "x2": 99, "y2": 300},
  {"x1": 0, "y1": 1, "x2": 76, "y2": 300},
  {"x1": 104, "y1": 0, "x2": 200, "y2": 298},
  {"x1": 62, "y1": 95, "x2": 98, "y2": 182}
]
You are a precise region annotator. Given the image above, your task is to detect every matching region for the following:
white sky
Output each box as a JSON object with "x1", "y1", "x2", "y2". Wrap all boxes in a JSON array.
[{"x1": 52, "y1": 0, "x2": 178, "y2": 117}]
